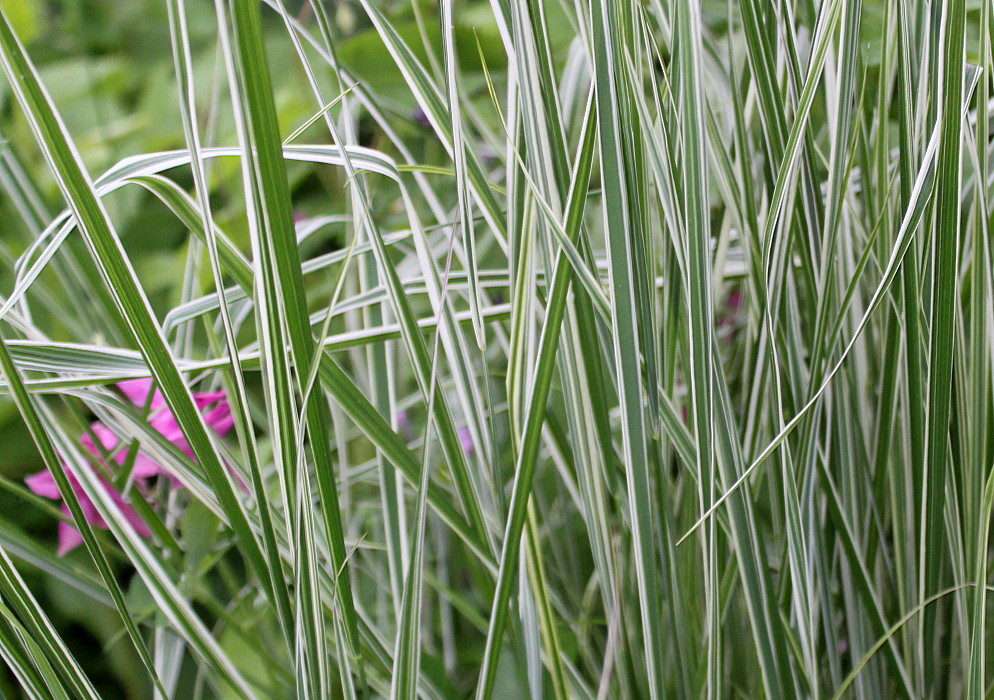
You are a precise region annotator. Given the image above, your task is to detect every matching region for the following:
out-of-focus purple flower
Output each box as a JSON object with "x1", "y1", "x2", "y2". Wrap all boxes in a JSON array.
[
  {"x1": 726, "y1": 288, "x2": 742, "y2": 311},
  {"x1": 717, "y1": 287, "x2": 745, "y2": 339},
  {"x1": 458, "y1": 427, "x2": 474, "y2": 455},
  {"x1": 412, "y1": 104, "x2": 432, "y2": 128},
  {"x1": 478, "y1": 144, "x2": 499, "y2": 167},
  {"x1": 396, "y1": 410, "x2": 414, "y2": 442},
  {"x1": 26, "y1": 379, "x2": 233, "y2": 555}
]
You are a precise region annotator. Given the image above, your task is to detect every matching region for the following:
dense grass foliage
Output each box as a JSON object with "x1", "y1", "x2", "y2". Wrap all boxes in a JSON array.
[{"x1": 0, "y1": 0, "x2": 991, "y2": 697}]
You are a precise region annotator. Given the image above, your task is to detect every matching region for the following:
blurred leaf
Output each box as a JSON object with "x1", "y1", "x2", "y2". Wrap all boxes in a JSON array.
[{"x1": 0, "y1": 0, "x2": 39, "y2": 43}]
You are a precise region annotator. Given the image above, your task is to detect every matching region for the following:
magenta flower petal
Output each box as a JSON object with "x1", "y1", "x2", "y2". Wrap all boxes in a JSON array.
[
  {"x1": 202, "y1": 402, "x2": 234, "y2": 438},
  {"x1": 82, "y1": 422, "x2": 164, "y2": 479},
  {"x1": 25, "y1": 470, "x2": 61, "y2": 499},
  {"x1": 109, "y1": 490, "x2": 152, "y2": 538},
  {"x1": 118, "y1": 378, "x2": 166, "y2": 410},
  {"x1": 191, "y1": 390, "x2": 226, "y2": 408},
  {"x1": 82, "y1": 422, "x2": 119, "y2": 455},
  {"x1": 129, "y1": 452, "x2": 166, "y2": 479},
  {"x1": 73, "y1": 480, "x2": 104, "y2": 529},
  {"x1": 146, "y1": 389, "x2": 233, "y2": 457},
  {"x1": 53, "y1": 477, "x2": 151, "y2": 555},
  {"x1": 57, "y1": 508, "x2": 84, "y2": 556},
  {"x1": 148, "y1": 410, "x2": 184, "y2": 447},
  {"x1": 28, "y1": 382, "x2": 233, "y2": 554}
]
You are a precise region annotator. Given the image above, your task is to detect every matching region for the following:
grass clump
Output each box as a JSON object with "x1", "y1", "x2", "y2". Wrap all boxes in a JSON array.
[{"x1": 0, "y1": 0, "x2": 990, "y2": 697}]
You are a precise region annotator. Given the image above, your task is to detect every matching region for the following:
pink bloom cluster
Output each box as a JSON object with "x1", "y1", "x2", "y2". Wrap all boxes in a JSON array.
[{"x1": 25, "y1": 379, "x2": 233, "y2": 555}]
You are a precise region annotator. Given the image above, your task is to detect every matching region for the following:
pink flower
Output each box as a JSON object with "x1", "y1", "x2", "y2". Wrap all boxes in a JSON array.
[{"x1": 26, "y1": 379, "x2": 233, "y2": 555}]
